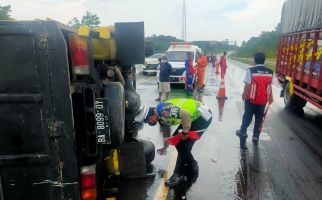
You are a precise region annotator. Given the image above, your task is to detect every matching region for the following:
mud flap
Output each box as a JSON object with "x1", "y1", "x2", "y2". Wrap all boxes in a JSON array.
[{"x1": 118, "y1": 142, "x2": 146, "y2": 179}]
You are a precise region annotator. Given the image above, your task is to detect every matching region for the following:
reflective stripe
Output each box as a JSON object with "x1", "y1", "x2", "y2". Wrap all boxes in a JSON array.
[
  {"x1": 250, "y1": 84, "x2": 257, "y2": 99},
  {"x1": 164, "y1": 99, "x2": 201, "y2": 125},
  {"x1": 266, "y1": 84, "x2": 271, "y2": 94},
  {"x1": 266, "y1": 84, "x2": 272, "y2": 97},
  {"x1": 248, "y1": 65, "x2": 273, "y2": 104},
  {"x1": 252, "y1": 73, "x2": 273, "y2": 77}
]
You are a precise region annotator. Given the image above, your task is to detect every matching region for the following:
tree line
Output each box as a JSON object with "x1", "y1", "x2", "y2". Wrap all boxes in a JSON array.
[
  {"x1": 1, "y1": 4, "x2": 280, "y2": 60},
  {"x1": 231, "y1": 24, "x2": 281, "y2": 59},
  {"x1": 0, "y1": 5, "x2": 12, "y2": 20},
  {"x1": 145, "y1": 34, "x2": 238, "y2": 55}
]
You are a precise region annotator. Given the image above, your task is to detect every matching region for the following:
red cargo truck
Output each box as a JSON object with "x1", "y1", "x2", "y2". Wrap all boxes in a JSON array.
[{"x1": 276, "y1": 0, "x2": 322, "y2": 110}]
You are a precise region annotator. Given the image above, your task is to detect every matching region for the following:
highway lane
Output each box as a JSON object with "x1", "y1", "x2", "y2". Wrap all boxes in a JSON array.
[{"x1": 117, "y1": 60, "x2": 322, "y2": 200}]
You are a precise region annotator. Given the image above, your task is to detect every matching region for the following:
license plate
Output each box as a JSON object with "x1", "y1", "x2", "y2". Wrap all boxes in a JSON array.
[{"x1": 94, "y1": 98, "x2": 110, "y2": 144}]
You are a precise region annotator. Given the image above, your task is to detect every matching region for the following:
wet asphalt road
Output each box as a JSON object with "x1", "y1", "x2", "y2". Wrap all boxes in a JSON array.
[{"x1": 118, "y1": 59, "x2": 322, "y2": 200}]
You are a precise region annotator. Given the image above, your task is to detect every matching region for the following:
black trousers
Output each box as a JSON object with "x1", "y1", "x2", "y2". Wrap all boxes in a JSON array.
[
  {"x1": 173, "y1": 115, "x2": 212, "y2": 174},
  {"x1": 240, "y1": 100, "x2": 265, "y2": 138}
]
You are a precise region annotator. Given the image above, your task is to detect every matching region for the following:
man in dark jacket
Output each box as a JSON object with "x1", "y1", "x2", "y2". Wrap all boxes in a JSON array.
[{"x1": 156, "y1": 55, "x2": 173, "y2": 101}]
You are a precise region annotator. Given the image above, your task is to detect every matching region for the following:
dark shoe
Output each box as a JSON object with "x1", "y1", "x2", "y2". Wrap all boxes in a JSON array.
[
  {"x1": 189, "y1": 162, "x2": 199, "y2": 183},
  {"x1": 197, "y1": 87, "x2": 204, "y2": 93},
  {"x1": 155, "y1": 98, "x2": 161, "y2": 101},
  {"x1": 252, "y1": 136, "x2": 259, "y2": 146},
  {"x1": 236, "y1": 130, "x2": 241, "y2": 137},
  {"x1": 240, "y1": 137, "x2": 248, "y2": 150},
  {"x1": 252, "y1": 136, "x2": 259, "y2": 142},
  {"x1": 165, "y1": 173, "x2": 184, "y2": 188},
  {"x1": 236, "y1": 130, "x2": 248, "y2": 138}
]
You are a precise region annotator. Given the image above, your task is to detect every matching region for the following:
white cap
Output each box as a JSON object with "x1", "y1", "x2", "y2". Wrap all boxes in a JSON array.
[{"x1": 134, "y1": 104, "x2": 149, "y2": 122}]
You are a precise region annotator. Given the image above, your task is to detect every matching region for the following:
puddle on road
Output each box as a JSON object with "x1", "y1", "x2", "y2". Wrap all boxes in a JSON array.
[{"x1": 259, "y1": 132, "x2": 271, "y2": 141}]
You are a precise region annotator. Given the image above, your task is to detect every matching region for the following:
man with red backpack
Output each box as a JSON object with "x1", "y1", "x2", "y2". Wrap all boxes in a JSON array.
[{"x1": 236, "y1": 52, "x2": 273, "y2": 150}]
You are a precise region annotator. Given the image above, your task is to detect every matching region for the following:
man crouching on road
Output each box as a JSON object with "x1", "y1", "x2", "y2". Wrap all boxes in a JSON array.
[
  {"x1": 236, "y1": 52, "x2": 273, "y2": 150},
  {"x1": 135, "y1": 98, "x2": 212, "y2": 187}
]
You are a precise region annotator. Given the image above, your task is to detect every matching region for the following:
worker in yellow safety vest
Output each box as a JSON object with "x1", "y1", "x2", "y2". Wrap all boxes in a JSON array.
[{"x1": 135, "y1": 98, "x2": 212, "y2": 187}]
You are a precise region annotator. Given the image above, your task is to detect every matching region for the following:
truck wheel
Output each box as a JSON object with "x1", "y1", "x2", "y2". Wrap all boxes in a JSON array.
[
  {"x1": 283, "y1": 82, "x2": 307, "y2": 109},
  {"x1": 104, "y1": 82, "x2": 125, "y2": 147},
  {"x1": 283, "y1": 82, "x2": 293, "y2": 107},
  {"x1": 140, "y1": 139, "x2": 155, "y2": 164}
]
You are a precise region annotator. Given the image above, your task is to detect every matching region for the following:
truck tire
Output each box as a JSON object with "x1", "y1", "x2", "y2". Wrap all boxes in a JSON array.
[
  {"x1": 104, "y1": 82, "x2": 125, "y2": 147},
  {"x1": 283, "y1": 82, "x2": 307, "y2": 109},
  {"x1": 140, "y1": 139, "x2": 155, "y2": 164}
]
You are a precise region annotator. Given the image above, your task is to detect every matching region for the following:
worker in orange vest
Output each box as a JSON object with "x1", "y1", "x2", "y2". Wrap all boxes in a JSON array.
[
  {"x1": 196, "y1": 51, "x2": 208, "y2": 89},
  {"x1": 219, "y1": 52, "x2": 227, "y2": 78}
]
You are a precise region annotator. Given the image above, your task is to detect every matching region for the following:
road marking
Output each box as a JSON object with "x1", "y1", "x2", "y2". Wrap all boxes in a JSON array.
[
  {"x1": 153, "y1": 151, "x2": 177, "y2": 200},
  {"x1": 137, "y1": 76, "x2": 157, "y2": 84}
]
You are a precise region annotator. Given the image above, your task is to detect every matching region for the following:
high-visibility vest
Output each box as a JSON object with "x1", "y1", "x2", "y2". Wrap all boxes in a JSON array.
[
  {"x1": 156, "y1": 98, "x2": 202, "y2": 126},
  {"x1": 246, "y1": 65, "x2": 273, "y2": 105}
]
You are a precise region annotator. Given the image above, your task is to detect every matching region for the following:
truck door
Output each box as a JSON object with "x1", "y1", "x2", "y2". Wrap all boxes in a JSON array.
[{"x1": 0, "y1": 21, "x2": 79, "y2": 200}]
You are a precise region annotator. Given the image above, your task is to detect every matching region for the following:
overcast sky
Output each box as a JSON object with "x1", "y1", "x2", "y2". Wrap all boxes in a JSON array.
[{"x1": 2, "y1": 0, "x2": 286, "y2": 45}]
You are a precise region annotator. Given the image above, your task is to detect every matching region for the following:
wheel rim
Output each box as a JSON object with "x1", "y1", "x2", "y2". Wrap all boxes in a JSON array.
[{"x1": 284, "y1": 83, "x2": 291, "y2": 105}]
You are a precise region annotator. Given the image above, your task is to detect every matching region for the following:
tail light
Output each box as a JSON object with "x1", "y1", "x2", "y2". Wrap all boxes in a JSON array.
[
  {"x1": 69, "y1": 35, "x2": 90, "y2": 75},
  {"x1": 81, "y1": 164, "x2": 97, "y2": 200}
]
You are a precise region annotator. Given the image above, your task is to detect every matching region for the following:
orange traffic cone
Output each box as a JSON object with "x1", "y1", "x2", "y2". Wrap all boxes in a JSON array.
[
  {"x1": 216, "y1": 78, "x2": 227, "y2": 121},
  {"x1": 216, "y1": 78, "x2": 227, "y2": 100}
]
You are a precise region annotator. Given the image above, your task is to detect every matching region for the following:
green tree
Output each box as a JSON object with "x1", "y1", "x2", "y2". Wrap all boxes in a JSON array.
[
  {"x1": 232, "y1": 23, "x2": 281, "y2": 59},
  {"x1": 145, "y1": 34, "x2": 237, "y2": 55},
  {"x1": 67, "y1": 17, "x2": 80, "y2": 28},
  {"x1": 0, "y1": 5, "x2": 12, "y2": 20},
  {"x1": 145, "y1": 35, "x2": 183, "y2": 52},
  {"x1": 68, "y1": 11, "x2": 100, "y2": 28},
  {"x1": 81, "y1": 11, "x2": 100, "y2": 27}
]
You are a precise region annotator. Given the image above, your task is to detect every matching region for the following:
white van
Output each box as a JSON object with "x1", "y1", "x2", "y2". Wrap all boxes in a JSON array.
[{"x1": 164, "y1": 42, "x2": 201, "y2": 84}]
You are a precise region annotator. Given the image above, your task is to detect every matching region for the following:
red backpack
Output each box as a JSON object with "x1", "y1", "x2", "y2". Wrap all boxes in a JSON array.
[{"x1": 247, "y1": 66, "x2": 273, "y2": 105}]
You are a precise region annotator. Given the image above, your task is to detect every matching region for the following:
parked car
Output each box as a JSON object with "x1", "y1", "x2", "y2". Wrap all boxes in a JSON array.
[{"x1": 143, "y1": 53, "x2": 163, "y2": 75}]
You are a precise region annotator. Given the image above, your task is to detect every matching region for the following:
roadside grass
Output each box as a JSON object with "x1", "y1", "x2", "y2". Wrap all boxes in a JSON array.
[{"x1": 229, "y1": 56, "x2": 276, "y2": 72}]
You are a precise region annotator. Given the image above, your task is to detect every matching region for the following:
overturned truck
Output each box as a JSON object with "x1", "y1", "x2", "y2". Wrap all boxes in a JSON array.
[{"x1": 0, "y1": 20, "x2": 154, "y2": 200}]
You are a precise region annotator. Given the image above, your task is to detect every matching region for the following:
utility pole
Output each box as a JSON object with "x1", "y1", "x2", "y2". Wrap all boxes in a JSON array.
[{"x1": 181, "y1": 0, "x2": 186, "y2": 41}]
